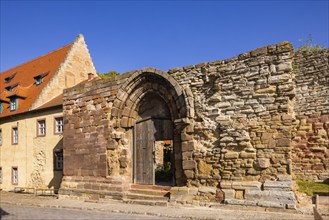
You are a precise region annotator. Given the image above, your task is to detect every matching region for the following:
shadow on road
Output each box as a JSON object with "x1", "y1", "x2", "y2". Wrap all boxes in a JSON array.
[{"x1": 0, "y1": 207, "x2": 10, "y2": 217}]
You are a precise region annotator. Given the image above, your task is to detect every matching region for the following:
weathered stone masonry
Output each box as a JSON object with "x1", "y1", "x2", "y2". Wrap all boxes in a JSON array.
[
  {"x1": 60, "y1": 42, "x2": 328, "y2": 209},
  {"x1": 292, "y1": 49, "x2": 329, "y2": 181}
]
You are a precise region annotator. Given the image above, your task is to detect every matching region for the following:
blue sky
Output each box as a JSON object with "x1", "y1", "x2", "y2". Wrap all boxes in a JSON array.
[{"x1": 1, "y1": 1, "x2": 328, "y2": 74}]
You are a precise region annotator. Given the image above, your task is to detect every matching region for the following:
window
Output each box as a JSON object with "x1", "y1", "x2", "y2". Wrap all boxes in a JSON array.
[
  {"x1": 55, "y1": 117, "x2": 63, "y2": 134},
  {"x1": 34, "y1": 71, "x2": 49, "y2": 86},
  {"x1": 0, "y1": 102, "x2": 3, "y2": 113},
  {"x1": 0, "y1": 129, "x2": 2, "y2": 145},
  {"x1": 5, "y1": 83, "x2": 19, "y2": 92},
  {"x1": 37, "y1": 120, "x2": 46, "y2": 136},
  {"x1": 12, "y1": 127, "x2": 18, "y2": 144},
  {"x1": 12, "y1": 167, "x2": 18, "y2": 185},
  {"x1": 10, "y1": 97, "x2": 18, "y2": 111},
  {"x1": 0, "y1": 167, "x2": 2, "y2": 183},
  {"x1": 54, "y1": 150, "x2": 63, "y2": 170},
  {"x1": 35, "y1": 77, "x2": 42, "y2": 85},
  {"x1": 5, "y1": 73, "x2": 16, "y2": 84}
]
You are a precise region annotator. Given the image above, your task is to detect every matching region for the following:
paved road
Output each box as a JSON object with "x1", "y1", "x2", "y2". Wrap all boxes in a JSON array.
[
  {"x1": 0, "y1": 203, "x2": 177, "y2": 220},
  {"x1": 0, "y1": 191, "x2": 318, "y2": 220}
]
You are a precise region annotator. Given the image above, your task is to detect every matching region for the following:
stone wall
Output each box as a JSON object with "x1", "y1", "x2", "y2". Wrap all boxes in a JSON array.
[
  {"x1": 167, "y1": 42, "x2": 297, "y2": 208},
  {"x1": 61, "y1": 41, "x2": 303, "y2": 208},
  {"x1": 168, "y1": 42, "x2": 295, "y2": 186},
  {"x1": 292, "y1": 49, "x2": 329, "y2": 181}
]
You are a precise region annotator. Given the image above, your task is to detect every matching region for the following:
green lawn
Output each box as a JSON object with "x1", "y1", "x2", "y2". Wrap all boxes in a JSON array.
[{"x1": 296, "y1": 180, "x2": 329, "y2": 196}]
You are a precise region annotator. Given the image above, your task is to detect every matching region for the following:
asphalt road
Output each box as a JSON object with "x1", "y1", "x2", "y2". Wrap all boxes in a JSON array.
[{"x1": 0, "y1": 203, "x2": 178, "y2": 220}]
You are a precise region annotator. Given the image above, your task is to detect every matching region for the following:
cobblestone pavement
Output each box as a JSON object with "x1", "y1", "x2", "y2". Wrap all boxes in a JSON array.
[{"x1": 0, "y1": 191, "x2": 318, "y2": 220}]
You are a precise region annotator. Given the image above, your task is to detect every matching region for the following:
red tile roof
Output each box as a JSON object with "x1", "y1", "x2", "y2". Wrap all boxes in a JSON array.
[{"x1": 0, "y1": 43, "x2": 73, "y2": 118}]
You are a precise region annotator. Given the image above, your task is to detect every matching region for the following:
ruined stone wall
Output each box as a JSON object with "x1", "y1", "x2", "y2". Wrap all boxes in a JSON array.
[
  {"x1": 168, "y1": 42, "x2": 295, "y2": 186},
  {"x1": 61, "y1": 42, "x2": 299, "y2": 208},
  {"x1": 166, "y1": 42, "x2": 298, "y2": 208},
  {"x1": 292, "y1": 49, "x2": 329, "y2": 181},
  {"x1": 61, "y1": 75, "x2": 135, "y2": 198},
  {"x1": 63, "y1": 79, "x2": 117, "y2": 178}
]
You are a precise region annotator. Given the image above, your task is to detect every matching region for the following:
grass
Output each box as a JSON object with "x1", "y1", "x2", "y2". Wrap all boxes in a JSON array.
[
  {"x1": 295, "y1": 34, "x2": 325, "y2": 53},
  {"x1": 296, "y1": 180, "x2": 329, "y2": 196}
]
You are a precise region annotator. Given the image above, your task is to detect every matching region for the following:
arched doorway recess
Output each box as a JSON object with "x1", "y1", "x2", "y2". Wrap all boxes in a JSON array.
[{"x1": 111, "y1": 68, "x2": 193, "y2": 186}]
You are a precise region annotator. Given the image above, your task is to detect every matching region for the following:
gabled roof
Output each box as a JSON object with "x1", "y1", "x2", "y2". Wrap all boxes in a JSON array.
[{"x1": 0, "y1": 43, "x2": 73, "y2": 118}]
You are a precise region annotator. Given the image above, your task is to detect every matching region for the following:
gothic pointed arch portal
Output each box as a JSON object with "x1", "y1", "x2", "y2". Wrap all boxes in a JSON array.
[{"x1": 111, "y1": 68, "x2": 194, "y2": 186}]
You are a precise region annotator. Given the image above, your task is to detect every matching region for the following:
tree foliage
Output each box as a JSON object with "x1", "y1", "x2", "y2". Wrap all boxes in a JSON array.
[
  {"x1": 296, "y1": 34, "x2": 324, "y2": 52},
  {"x1": 97, "y1": 70, "x2": 119, "y2": 79}
]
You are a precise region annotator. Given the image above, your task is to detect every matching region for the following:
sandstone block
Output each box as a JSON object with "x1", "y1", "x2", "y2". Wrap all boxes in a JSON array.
[
  {"x1": 182, "y1": 160, "x2": 196, "y2": 170},
  {"x1": 188, "y1": 187, "x2": 198, "y2": 195},
  {"x1": 222, "y1": 189, "x2": 235, "y2": 200},
  {"x1": 225, "y1": 199, "x2": 258, "y2": 206},
  {"x1": 217, "y1": 102, "x2": 231, "y2": 108},
  {"x1": 251, "y1": 46, "x2": 267, "y2": 57},
  {"x1": 244, "y1": 189, "x2": 269, "y2": 201},
  {"x1": 240, "y1": 151, "x2": 256, "y2": 159},
  {"x1": 256, "y1": 158, "x2": 270, "y2": 169},
  {"x1": 184, "y1": 170, "x2": 194, "y2": 179},
  {"x1": 198, "y1": 187, "x2": 217, "y2": 194},
  {"x1": 225, "y1": 152, "x2": 239, "y2": 159},
  {"x1": 181, "y1": 141, "x2": 195, "y2": 152},
  {"x1": 170, "y1": 187, "x2": 193, "y2": 201},
  {"x1": 258, "y1": 201, "x2": 285, "y2": 209},
  {"x1": 276, "y1": 138, "x2": 290, "y2": 147},
  {"x1": 231, "y1": 181, "x2": 262, "y2": 190},
  {"x1": 220, "y1": 181, "x2": 232, "y2": 189},
  {"x1": 255, "y1": 86, "x2": 276, "y2": 94},
  {"x1": 235, "y1": 190, "x2": 244, "y2": 199},
  {"x1": 263, "y1": 180, "x2": 293, "y2": 191},
  {"x1": 198, "y1": 161, "x2": 213, "y2": 175},
  {"x1": 277, "y1": 175, "x2": 292, "y2": 181},
  {"x1": 268, "y1": 74, "x2": 291, "y2": 84}
]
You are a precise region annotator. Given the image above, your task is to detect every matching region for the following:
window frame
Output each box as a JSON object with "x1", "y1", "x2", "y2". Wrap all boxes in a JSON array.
[
  {"x1": 54, "y1": 117, "x2": 64, "y2": 134},
  {"x1": 12, "y1": 127, "x2": 18, "y2": 145},
  {"x1": 37, "y1": 119, "x2": 46, "y2": 137},
  {"x1": 0, "y1": 167, "x2": 2, "y2": 183},
  {"x1": 54, "y1": 150, "x2": 63, "y2": 171},
  {"x1": 12, "y1": 167, "x2": 18, "y2": 185},
  {"x1": 10, "y1": 97, "x2": 18, "y2": 111}
]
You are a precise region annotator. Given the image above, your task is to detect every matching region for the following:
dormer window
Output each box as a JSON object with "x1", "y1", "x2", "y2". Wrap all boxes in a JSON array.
[
  {"x1": 5, "y1": 73, "x2": 17, "y2": 84},
  {"x1": 34, "y1": 71, "x2": 49, "y2": 86},
  {"x1": 35, "y1": 77, "x2": 42, "y2": 85},
  {"x1": 10, "y1": 97, "x2": 18, "y2": 111},
  {"x1": 5, "y1": 83, "x2": 19, "y2": 92}
]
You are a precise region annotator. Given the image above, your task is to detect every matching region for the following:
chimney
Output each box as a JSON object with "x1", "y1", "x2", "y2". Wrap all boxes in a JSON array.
[{"x1": 88, "y1": 73, "x2": 94, "y2": 81}]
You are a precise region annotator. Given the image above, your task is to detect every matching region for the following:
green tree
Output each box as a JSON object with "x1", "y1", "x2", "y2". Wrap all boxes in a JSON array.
[{"x1": 97, "y1": 70, "x2": 119, "y2": 79}]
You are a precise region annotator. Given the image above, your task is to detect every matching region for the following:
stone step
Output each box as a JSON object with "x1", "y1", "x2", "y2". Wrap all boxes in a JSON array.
[
  {"x1": 129, "y1": 189, "x2": 170, "y2": 197},
  {"x1": 130, "y1": 184, "x2": 171, "y2": 191},
  {"x1": 125, "y1": 193, "x2": 169, "y2": 201},
  {"x1": 123, "y1": 199, "x2": 168, "y2": 206}
]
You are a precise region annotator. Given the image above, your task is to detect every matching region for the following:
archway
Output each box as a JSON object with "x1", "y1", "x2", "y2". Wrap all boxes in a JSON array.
[{"x1": 111, "y1": 68, "x2": 194, "y2": 186}]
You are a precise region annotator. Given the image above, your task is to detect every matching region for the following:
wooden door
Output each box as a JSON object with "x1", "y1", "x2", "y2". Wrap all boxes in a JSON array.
[
  {"x1": 135, "y1": 118, "x2": 173, "y2": 185},
  {"x1": 135, "y1": 119, "x2": 155, "y2": 184}
]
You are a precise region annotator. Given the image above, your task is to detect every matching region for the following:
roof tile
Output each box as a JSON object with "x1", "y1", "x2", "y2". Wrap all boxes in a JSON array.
[{"x1": 0, "y1": 43, "x2": 73, "y2": 118}]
